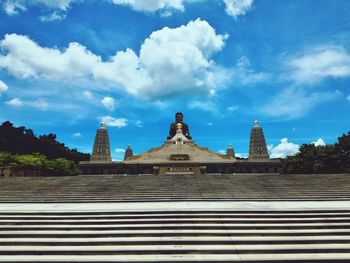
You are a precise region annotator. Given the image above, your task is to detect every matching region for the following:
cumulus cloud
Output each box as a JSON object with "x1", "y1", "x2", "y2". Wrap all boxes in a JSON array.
[
  {"x1": 6, "y1": 97, "x2": 23, "y2": 107},
  {"x1": 33, "y1": 98, "x2": 49, "y2": 110},
  {"x1": 40, "y1": 10, "x2": 66, "y2": 21},
  {"x1": 188, "y1": 100, "x2": 219, "y2": 114},
  {"x1": 115, "y1": 148, "x2": 125, "y2": 153},
  {"x1": 0, "y1": 80, "x2": 9, "y2": 93},
  {"x1": 1, "y1": 0, "x2": 77, "y2": 15},
  {"x1": 0, "y1": 19, "x2": 228, "y2": 99},
  {"x1": 235, "y1": 153, "x2": 248, "y2": 158},
  {"x1": 101, "y1": 97, "x2": 115, "y2": 111},
  {"x1": 111, "y1": 0, "x2": 185, "y2": 12},
  {"x1": 231, "y1": 56, "x2": 269, "y2": 85},
  {"x1": 73, "y1": 132, "x2": 82, "y2": 138},
  {"x1": 312, "y1": 138, "x2": 326, "y2": 146},
  {"x1": 99, "y1": 116, "x2": 127, "y2": 127},
  {"x1": 270, "y1": 138, "x2": 299, "y2": 158},
  {"x1": 0, "y1": 34, "x2": 100, "y2": 80},
  {"x1": 82, "y1": 91, "x2": 93, "y2": 99},
  {"x1": 223, "y1": 0, "x2": 254, "y2": 18},
  {"x1": 227, "y1": 105, "x2": 238, "y2": 112},
  {"x1": 132, "y1": 120, "x2": 143, "y2": 128},
  {"x1": 261, "y1": 87, "x2": 339, "y2": 119},
  {"x1": 288, "y1": 46, "x2": 350, "y2": 84}
]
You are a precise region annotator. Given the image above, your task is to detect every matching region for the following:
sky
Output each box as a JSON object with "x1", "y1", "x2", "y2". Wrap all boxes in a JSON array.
[{"x1": 0, "y1": 0, "x2": 349, "y2": 160}]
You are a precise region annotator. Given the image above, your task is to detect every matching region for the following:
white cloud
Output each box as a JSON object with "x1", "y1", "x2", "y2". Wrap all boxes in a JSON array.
[
  {"x1": 115, "y1": 148, "x2": 125, "y2": 153},
  {"x1": 133, "y1": 120, "x2": 143, "y2": 128},
  {"x1": 6, "y1": 97, "x2": 23, "y2": 107},
  {"x1": 223, "y1": 0, "x2": 254, "y2": 18},
  {"x1": 217, "y1": 149, "x2": 226, "y2": 154},
  {"x1": 33, "y1": 98, "x2": 49, "y2": 110},
  {"x1": 261, "y1": 87, "x2": 339, "y2": 119},
  {"x1": 0, "y1": 20, "x2": 228, "y2": 100},
  {"x1": 82, "y1": 91, "x2": 93, "y2": 99},
  {"x1": 111, "y1": 0, "x2": 185, "y2": 12},
  {"x1": 227, "y1": 105, "x2": 238, "y2": 112},
  {"x1": 270, "y1": 138, "x2": 299, "y2": 158},
  {"x1": 312, "y1": 138, "x2": 326, "y2": 146},
  {"x1": 231, "y1": 56, "x2": 269, "y2": 85},
  {"x1": 0, "y1": 34, "x2": 101, "y2": 80},
  {"x1": 235, "y1": 153, "x2": 247, "y2": 158},
  {"x1": 2, "y1": 1, "x2": 26, "y2": 15},
  {"x1": 289, "y1": 46, "x2": 350, "y2": 84},
  {"x1": 99, "y1": 116, "x2": 127, "y2": 127},
  {"x1": 0, "y1": 80, "x2": 9, "y2": 92},
  {"x1": 347, "y1": 94, "x2": 350, "y2": 102},
  {"x1": 2, "y1": 0, "x2": 77, "y2": 15},
  {"x1": 95, "y1": 19, "x2": 228, "y2": 98},
  {"x1": 101, "y1": 96, "x2": 115, "y2": 111},
  {"x1": 188, "y1": 100, "x2": 217, "y2": 113},
  {"x1": 40, "y1": 10, "x2": 66, "y2": 21},
  {"x1": 73, "y1": 132, "x2": 82, "y2": 138}
]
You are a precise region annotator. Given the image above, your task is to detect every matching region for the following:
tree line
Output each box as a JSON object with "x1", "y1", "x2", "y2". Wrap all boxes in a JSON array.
[
  {"x1": 0, "y1": 152, "x2": 80, "y2": 177},
  {"x1": 282, "y1": 132, "x2": 350, "y2": 173},
  {"x1": 0, "y1": 121, "x2": 89, "y2": 163},
  {"x1": 0, "y1": 121, "x2": 90, "y2": 176}
]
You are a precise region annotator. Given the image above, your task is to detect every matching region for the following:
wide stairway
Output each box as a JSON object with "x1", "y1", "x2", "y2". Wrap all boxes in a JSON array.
[
  {"x1": 1, "y1": 174, "x2": 350, "y2": 262},
  {"x1": 1, "y1": 209, "x2": 350, "y2": 262},
  {"x1": 1, "y1": 174, "x2": 350, "y2": 202}
]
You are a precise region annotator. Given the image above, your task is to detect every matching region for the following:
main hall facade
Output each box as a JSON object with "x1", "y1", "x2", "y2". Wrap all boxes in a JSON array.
[{"x1": 79, "y1": 119, "x2": 282, "y2": 175}]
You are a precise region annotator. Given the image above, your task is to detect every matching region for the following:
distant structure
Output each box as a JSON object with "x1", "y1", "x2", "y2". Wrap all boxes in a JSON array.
[
  {"x1": 90, "y1": 122, "x2": 112, "y2": 162},
  {"x1": 80, "y1": 116, "x2": 281, "y2": 175},
  {"x1": 226, "y1": 143, "x2": 235, "y2": 159},
  {"x1": 124, "y1": 144, "x2": 133, "y2": 160},
  {"x1": 248, "y1": 120, "x2": 269, "y2": 160}
]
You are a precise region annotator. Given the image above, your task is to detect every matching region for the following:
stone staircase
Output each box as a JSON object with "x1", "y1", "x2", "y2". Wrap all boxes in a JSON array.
[
  {"x1": 0, "y1": 210, "x2": 350, "y2": 262},
  {"x1": 0, "y1": 174, "x2": 350, "y2": 202},
  {"x1": 1, "y1": 174, "x2": 350, "y2": 261}
]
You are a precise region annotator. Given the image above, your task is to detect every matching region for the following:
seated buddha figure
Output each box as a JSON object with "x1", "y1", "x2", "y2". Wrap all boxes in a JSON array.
[{"x1": 167, "y1": 112, "x2": 192, "y2": 139}]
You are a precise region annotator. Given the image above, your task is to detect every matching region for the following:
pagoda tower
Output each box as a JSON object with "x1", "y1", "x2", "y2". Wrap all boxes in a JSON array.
[
  {"x1": 90, "y1": 122, "x2": 112, "y2": 162},
  {"x1": 248, "y1": 120, "x2": 269, "y2": 160},
  {"x1": 124, "y1": 144, "x2": 133, "y2": 160},
  {"x1": 226, "y1": 143, "x2": 236, "y2": 159}
]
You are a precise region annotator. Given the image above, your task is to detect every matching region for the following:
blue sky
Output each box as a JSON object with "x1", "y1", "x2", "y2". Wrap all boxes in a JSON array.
[{"x1": 0, "y1": 0, "x2": 349, "y2": 160}]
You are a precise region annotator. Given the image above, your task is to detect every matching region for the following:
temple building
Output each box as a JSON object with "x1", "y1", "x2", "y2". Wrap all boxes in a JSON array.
[{"x1": 80, "y1": 116, "x2": 282, "y2": 175}]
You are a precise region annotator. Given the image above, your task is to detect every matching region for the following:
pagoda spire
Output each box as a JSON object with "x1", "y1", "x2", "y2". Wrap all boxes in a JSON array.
[
  {"x1": 248, "y1": 120, "x2": 269, "y2": 160},
  {"x1": 90, "y1": 122, "x2": 112, "y2": 162},
  {"x1": 226, "y1": 143, "x2": 236, "y2": 159},
  {"x1": 124, "y1": 144, "x2": 133, "y2": 160}
]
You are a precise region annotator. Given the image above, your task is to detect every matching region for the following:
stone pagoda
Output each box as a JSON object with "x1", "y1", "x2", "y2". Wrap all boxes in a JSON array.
[
  {"x1": 90, "y1": 122, "x2": 112, "y2": 162},
  {"x1": 248, "y1": 120, "x2": 269, "y2": 160},
  {"x1": 226, "y1": 143, "x2": 235, "y2": 159},
  {"x1": 124, "y1": 144, "x2": 133, "y2": 160}
]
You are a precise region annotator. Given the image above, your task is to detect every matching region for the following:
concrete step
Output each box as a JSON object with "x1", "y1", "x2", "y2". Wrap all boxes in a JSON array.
[
  {"x1": 1, "y1": 253, "x2": 350, "y2": 262},
  {"x1": 1, "y1": 174, "x2": 350, "y2": 201},
  {"x1": 1, "y1": 209, "x2": 350, "y2": 261}
]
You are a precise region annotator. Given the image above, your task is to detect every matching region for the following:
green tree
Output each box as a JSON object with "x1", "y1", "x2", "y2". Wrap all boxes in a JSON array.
[
  {"x1": 0, "y1": 121, "x2": 90, "y2": 163},
  {"x1": 335, "y1": 132, "x2": 350, "y2": 172},
  {"x1": 15, "y1": 153, "x2": 47, "y2": 176},
  {"x1": 44, "y1": 158, "x2": 80, "y2": 176},
  {"x1": 0, "y1": 152, "x2": 17, "y2": 176},
  {"x1": 283, "y1": 132, "x2": 350, "y2": 173}
]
